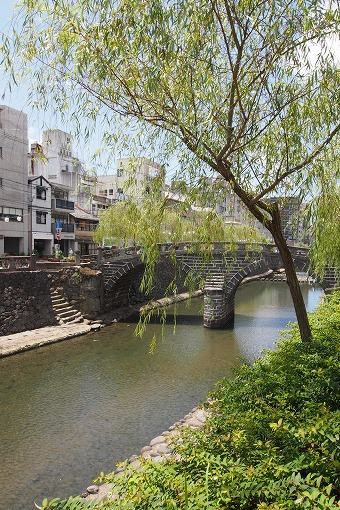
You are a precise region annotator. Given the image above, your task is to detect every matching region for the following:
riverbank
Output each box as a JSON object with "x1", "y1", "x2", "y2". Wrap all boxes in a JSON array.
[
  {"x1": 83, "y1": 404, "x2": 210, "y2": 504},
  {"x1": 0, "y1": 271, "x2": 311, "y2": 358},
  {"x1": 0, "y1": 290, "x2": 203, "y2": 358},
  {"x1": 78, "y1": 291, "x2": 340, "y2": 509}
]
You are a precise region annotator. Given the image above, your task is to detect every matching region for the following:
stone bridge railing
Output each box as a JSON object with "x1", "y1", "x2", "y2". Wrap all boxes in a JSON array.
[
  {"x1": 0, "y1": 254, "x2": 37, "y2": 271},
  {"x1": 96, "y1": 242, "x2": 309, "y2": 260}
]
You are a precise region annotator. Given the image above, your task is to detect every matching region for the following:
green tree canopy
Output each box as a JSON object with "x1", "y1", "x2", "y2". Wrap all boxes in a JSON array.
[{"x1": 3, "y1": 0, "x2": 339, "y2": 341}]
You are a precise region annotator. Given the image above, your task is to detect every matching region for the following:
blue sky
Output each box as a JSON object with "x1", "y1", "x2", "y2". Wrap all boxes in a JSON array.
[{"x1": 0, "y1": 2, "x2": 177, "y2": 174}]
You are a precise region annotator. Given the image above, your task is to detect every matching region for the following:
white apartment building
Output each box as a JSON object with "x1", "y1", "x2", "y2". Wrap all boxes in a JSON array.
[
  {"x1": 0, "y1": 105, "x2": 29, "y2": 255},
  {"x1": 28, "y1": 175, "x2": 53, "y2": 255}
]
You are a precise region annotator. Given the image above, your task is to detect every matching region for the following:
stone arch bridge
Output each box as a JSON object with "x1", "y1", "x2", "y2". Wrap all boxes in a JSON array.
[{"x1": 97, "y1": 242, "x2": 336, "y2": 328}]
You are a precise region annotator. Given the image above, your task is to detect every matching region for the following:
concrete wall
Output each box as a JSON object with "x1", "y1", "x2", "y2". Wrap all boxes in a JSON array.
[{"x1": 0, "y1": 105, "x2": 29, "y2": 255}]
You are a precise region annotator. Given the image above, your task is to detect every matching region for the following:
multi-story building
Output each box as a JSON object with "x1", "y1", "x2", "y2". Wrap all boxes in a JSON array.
[
  {"x1": 70, "y1": 205, "x2": 99, "y2": 256},
  {"x1": 0, "y1": 105, "x2": 29, "y2": 255},
  {"x1": 96, "y1": 157, "x2": 164, "y2": 204},
  {"x1": 28, "y1": 175, "x2": 53, "y2": 255},
  {"x1": 29, "y1": 131, "x2": 80, "y2": 255}
]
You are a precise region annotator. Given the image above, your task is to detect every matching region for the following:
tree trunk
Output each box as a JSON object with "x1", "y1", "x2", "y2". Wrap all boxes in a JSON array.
[{"x1": 271, "y1": 224, "x2": 312, "y2": 343}]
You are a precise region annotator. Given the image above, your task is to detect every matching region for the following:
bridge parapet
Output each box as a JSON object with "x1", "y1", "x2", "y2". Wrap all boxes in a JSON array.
[{"x1": 0, "y1": 255, "x2": 37, "y2": 271}]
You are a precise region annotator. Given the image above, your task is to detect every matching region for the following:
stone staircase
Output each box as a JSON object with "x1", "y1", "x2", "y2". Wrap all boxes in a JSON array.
[{"x1": 50, "y1": 288, "x2": 84, "y2": 325}]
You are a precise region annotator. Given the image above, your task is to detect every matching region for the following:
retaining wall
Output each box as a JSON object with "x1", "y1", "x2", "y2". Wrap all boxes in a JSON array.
[{"x1": 0, "y1": 272, "x2": 57, "y2": 335}]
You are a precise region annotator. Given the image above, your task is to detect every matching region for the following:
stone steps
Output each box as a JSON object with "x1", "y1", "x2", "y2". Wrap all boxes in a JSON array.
[{"x1": 50, "y1": 288, "x2": 85, "y2": 325}]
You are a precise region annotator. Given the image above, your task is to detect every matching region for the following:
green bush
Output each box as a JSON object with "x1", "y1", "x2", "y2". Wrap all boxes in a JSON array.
[{"x1": 41, "y1": 291, "x2": 340, "y2": 510}]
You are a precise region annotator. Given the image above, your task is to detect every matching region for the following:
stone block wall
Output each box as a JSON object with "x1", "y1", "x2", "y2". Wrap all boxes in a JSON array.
[
  {"x1": 0, "y1": 272, "x2": 57, "y2": 335},
  {"x1": 51, "y1": 267, "x2": 105, "y2": 320},
  {"x1": 128, "y1": 258, "x2": 190, "y2": 306},
  {"x1": 203, "y1": 288, "x2": 235, "y2": 328}
]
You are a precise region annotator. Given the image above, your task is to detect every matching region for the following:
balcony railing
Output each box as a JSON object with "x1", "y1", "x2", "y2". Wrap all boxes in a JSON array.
[
  {"x1": 52, "y1": 198, "x2": 74, "y2": 211},
  {"x1": 52, "y1": 223, "x2": 75, "y2": 233},
  {"x1": 77, "y1": 224, "x2": 97, "y2": 231}
]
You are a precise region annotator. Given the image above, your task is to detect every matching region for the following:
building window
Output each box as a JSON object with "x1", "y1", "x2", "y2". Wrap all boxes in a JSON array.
[
  {"x1": 109, "y1": 189, "x2": 113, "y2": 195},
  {"x1": 117, "y1": 168, "x2": 123, "y2": 177},
  {"x1": 36, "y1": 186, "x2": 46, "y2": 200},
  {"x1": 36, "y1": 211, "x2": 47, "y2": 224},
  {"x1": 0, "y1": 177, "x2": 3, "y2": 187},
  {"x1": 1, "y1": 207, "x2": 23, "y2": 221},
  {"x1": 0, "y1": 147, "x2": 2, "y2": 158},
  {"x1": 116, "y1": 188, "x2": 124, "y2": 201}
]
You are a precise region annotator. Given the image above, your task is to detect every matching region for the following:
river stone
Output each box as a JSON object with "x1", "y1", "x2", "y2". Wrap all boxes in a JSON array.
[
  {"x1": 184, "y1": 417, "x2": 202, "y2": 428},
  {"x1": 150, "y1": 435, "x2": 165, "y2": 446},
  {"x1": 87, "y1": 485, "x2": 99, "y2": 494},
  {"x1": 156, "y1": 443, "x2": 172, "y2": 454},
  {"x1": 193, "y1": 409, "x2": 207, "y2": 423},
  {"x1": 140, "y1": 445, "x2": 152, "y2": 453},
  {"x1": 129, "y1": 459, "x2": 141, "y2": 470}
]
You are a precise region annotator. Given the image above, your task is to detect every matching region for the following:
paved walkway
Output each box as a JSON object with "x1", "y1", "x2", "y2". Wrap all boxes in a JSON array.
[
  {"x1": 0, "y1": 323, "x2": 93, "y2": 358},
  {"x1": 0, "y1": 291, "x2": 205, "y2": 359}
]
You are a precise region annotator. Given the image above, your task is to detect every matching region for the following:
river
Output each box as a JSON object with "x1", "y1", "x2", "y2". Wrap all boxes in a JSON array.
[{"x1": 0, "y1": 281, "x2": 322, "y2": 510}]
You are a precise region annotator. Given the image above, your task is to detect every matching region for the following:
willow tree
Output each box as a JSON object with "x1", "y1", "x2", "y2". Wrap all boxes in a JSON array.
[{"x1": 3, "y1": 0, "x2": 339, "y2": 342}]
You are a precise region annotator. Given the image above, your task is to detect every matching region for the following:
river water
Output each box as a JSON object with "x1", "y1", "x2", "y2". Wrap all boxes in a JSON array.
[{"x1": 0, "y1": 281, "x2": 322, "y2": 510}]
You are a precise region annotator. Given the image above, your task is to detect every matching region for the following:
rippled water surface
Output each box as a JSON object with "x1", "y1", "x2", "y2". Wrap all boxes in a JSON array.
[{"x1": 0, "y1": 282, "x2": 322, "y2": 510}]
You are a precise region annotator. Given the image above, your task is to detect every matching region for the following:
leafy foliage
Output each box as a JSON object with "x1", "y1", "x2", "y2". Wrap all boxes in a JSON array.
[{"x1": 93, "y1": 196, "x2": 266, "y2": 248}]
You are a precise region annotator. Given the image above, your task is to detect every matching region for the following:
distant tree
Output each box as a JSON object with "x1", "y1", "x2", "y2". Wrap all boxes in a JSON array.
[
  {"x1": 3, "y1": 0, "x2": 339, "y2": 342},
  {"x1": 94, "y1": 197, "x2": 266, "y2": 248}
]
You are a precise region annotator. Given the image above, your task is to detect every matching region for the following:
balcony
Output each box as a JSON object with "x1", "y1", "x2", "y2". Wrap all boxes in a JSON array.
[
  {"x1": 52, "y1": 198, "x2": 74, "y2": 211},
  {"x1": 52, "y1": 223, "x2": 75, "y2": 234}
]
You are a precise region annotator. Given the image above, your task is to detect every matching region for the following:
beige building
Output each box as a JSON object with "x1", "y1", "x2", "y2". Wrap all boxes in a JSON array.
[{"x1": 96, "y1": 157, "x2": 164, "y2": 204}]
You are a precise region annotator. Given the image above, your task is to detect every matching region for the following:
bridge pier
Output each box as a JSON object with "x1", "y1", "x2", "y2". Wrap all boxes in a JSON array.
[{"x1": 203, "y1": 288, "x2": 234, "y2": 328}]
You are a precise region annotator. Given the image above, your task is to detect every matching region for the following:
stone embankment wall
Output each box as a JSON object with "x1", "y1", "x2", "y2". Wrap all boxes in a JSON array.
[
  {"x1": 0, "y1": 272, "x2": 57, "y2": 336},
  {"x1": 0, "y1": 260, "x2": 190, "y2": 336},
  {"x1": 51, "y1": 266, "x2": 105, "y2": 320},
  {"x1": 0, "y1": 267, "x2": 105, "y2": 335}
]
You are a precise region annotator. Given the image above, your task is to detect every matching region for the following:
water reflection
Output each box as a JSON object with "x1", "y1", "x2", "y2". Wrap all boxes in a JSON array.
[{"x1": 0, "y1": 282, "x2": 322, "y2": 510}]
